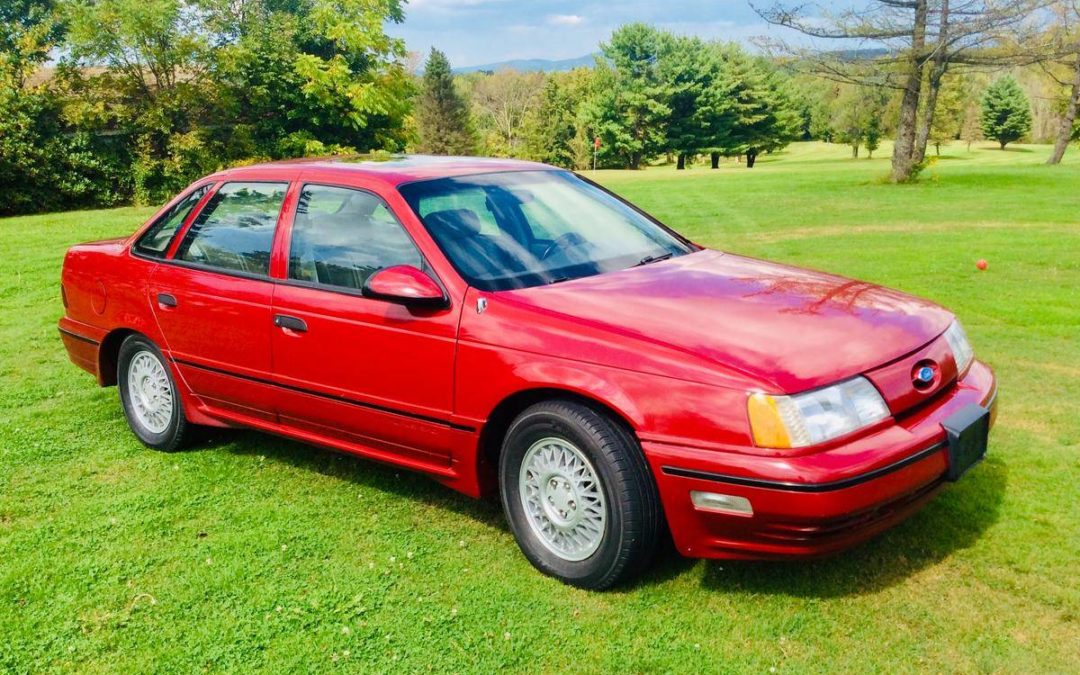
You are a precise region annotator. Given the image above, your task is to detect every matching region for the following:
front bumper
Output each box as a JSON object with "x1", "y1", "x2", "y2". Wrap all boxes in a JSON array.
[{"x1": 645, "y1": 360, "x2": 997, "y2": 559}]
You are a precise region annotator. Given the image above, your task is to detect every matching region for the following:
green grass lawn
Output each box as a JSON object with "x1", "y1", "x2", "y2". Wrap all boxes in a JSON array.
[{"x1": 1, "y1": 142, "x2": 1078, "y2": 673}]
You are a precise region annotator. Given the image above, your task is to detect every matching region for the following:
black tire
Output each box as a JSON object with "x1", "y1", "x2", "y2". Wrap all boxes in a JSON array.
[
  {"x1": 117, "y1": 334, "x2": 189, "y2": 452},
  {"x1": 498, "y1": 399, "x2": 663, "y2": 590}
]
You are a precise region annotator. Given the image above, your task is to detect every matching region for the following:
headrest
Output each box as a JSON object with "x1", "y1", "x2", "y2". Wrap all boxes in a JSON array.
[
  {"x1": 424, "y1": 209, "x2": 483, "y2": 240},
  {"x1": 342, "y1": 192, "x2": 379, "y2": 218}
]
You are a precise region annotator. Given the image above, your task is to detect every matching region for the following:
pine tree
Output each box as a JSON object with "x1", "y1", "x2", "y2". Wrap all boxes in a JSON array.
[
  {"x1": 980, "y1": 76, "x2": 1032, "y2": 150},
  {"x1": 583, "y1": 24, "x2": 671, "y2": 169},
  {"x1": 415, "y1": 48, "x2": 475, "y2": 155},
  {"x1": 657, "y1": 35, "x2": 719, "y2": 169},
  {"x1": 865, "y1": 116, "x2": 882, "y2": 158},
  {"x1": 522, "y1": 77, "x2": 576, "y2": 167},
  {"x1": 711, "y1": 48, "x2": 801, "y2": 168}
]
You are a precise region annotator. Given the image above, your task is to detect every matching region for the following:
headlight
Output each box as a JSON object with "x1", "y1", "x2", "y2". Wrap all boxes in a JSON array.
[
  {"x1": 747, "y1": 377, "x2": 890, "y2": 449},
  {"x1": 942, "y1": 320, "x2": 974, "y2": 374}
]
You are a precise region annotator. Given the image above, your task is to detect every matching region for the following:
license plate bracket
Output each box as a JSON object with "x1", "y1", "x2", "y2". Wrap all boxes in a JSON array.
[{"x1": 942, "y1": 403, "x2": 990, "y2": 481}]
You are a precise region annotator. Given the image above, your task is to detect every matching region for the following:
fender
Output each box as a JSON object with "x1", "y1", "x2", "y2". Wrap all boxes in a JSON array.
[{"x1": 490, "y1": 359, "x2": 645, "y2": 429}]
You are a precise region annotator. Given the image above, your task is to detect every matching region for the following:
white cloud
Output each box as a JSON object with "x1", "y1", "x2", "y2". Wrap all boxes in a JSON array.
[{"x1": 547, "y1": 14, "x2": 585, "y2": 26}]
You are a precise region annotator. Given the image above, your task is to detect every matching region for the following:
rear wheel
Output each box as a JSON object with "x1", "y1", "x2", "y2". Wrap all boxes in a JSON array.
[
  {"x1": 499, "y1": 400, "x2": 662, "y2": 589},
  {"x1": 117, "y1": 335, "x2": 189, "y2": 452}
]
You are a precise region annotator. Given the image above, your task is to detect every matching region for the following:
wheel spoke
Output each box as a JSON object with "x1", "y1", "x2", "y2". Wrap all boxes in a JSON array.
[
  {"x1": 518, "y1": 437, "x2": 607, "y2": 562},
  {"x1": 126, "y1": 350, "x2": 173, "y2": 435}
]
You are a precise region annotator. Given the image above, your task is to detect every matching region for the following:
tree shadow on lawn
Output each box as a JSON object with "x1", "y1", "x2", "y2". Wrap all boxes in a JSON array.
[
  {"x1": 193, "y1": 428, "x2": 1006, "y2": 598},
  {"x1": 694, "y1": 456, "x2": 1007, "y2": 598}
]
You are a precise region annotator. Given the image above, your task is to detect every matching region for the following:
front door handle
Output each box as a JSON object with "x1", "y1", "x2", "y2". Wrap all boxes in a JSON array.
[
  {"x1": 273, "y1": 314, "x2": 308, "y2": 333},
  {"x1": 157, "y1": 293, "x2": 178, "y2": 308}
]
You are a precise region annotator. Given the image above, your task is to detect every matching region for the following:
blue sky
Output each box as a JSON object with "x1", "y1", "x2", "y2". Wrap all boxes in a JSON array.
[{"x1": 388, "y1": 0, "x2": 793, "y2": 67}]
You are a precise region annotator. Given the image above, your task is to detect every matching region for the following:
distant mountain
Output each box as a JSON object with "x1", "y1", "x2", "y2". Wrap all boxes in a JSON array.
[
  {"x1": 830, "y1": 48, "x2": 890, "y2": 61},
  {"x1": 452, "y1": 54, "x2": 598, "y2": 74}
]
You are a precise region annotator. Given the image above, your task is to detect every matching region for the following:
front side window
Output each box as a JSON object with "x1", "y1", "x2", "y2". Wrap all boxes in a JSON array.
[
  {"x1": 175, "y1": 182, "x2": 287, "y2": 276},
  {"x1": 134, "y1": 185, "x2": 209, "y2": 257},
  {"x1": 398, "y1": 170, "x2": 693, "y2": 291},
  {"x1": 288, "y1": 184, "x2": 423, "y2": 291}
]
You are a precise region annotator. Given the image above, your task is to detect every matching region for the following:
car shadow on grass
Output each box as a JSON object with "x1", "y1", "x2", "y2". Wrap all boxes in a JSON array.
[
  {"x1": 692, "y1": 456, "x2": 1008, "y2": 598},
  {"x1": 191, "y1": 428, "x2": 1006, "y2": 598},
  {"x1": 198, "y1": 428, "x2": 508, "y2": 531}
]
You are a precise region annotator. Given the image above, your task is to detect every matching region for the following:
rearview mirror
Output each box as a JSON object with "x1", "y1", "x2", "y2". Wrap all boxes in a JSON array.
[{"x1": 362, "y1": 265, "x2": 448, "y2": 309}]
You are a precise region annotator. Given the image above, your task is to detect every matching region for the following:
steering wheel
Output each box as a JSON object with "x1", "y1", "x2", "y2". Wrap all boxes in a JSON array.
[{"x1": 540, "y1": 232, "x2": 588, "y2": 261}]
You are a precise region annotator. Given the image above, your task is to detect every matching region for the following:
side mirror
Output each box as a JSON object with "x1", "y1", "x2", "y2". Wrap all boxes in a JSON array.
[{"x1": 362, "y1": 265, "x2": 448, "y2": 309}]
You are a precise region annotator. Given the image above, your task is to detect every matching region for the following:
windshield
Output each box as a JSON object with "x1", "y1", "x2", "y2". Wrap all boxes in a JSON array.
[{"x1": 398, "y1": 170, "x2": 694, "y2": 291}]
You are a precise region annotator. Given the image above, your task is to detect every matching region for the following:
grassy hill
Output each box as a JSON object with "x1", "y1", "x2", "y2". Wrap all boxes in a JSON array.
[{"x1": 1, "y1": 142, "x2": 1077, "y2": 672}]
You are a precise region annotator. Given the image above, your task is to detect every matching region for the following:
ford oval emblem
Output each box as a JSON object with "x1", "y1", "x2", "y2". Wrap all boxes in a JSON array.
[{"x1": 913, "y1": 364, "x2": 936, "y2": 388}]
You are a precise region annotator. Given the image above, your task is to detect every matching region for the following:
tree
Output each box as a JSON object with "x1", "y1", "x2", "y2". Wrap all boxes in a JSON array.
[
  {"x1": 655, "y1": 35, "x2": 724, "y2": 169},
  {"x1": 714, "y1": 48, "x2": 802, "y2": 168},
  {"x1": 415, "y1": 48, "x2": 475, "y2": 155},
  {"x1": 470, "y1": 69, "x2": 544, "y2": 156},
  {"x1": 831, "y1": 84, "x2": 890, "y2": 158},
  {"x1": 960, "y1": 98, "x2": 983, "y2": 150},
  {"x1": 928, "y1": 79, "x2": 965, "y2": 154},
  {"x1": 1044, "y1": 0, "x2": 1080, "y2": 164},
  {"x1": 755, "y1": 0, "x2": 1041, "y2": 182},
  {"x1": 789, "y1": 75, "x2": 839, "y2": 141},
  {"x1": 60, "y1": 0, "x2": 218, "y2": 201},
  {"x1": 522, "y1": 75, "x2": 578, "y2": 167},
  {"x1": 865, "y1": 115, "x2": 883, "y2": 158},
  {"x1": 0, "y1": 0, "x2": 122, "y2": 215},
  {"x1": 1, "y1": 0, "x2": 63, "y2": 85},
  {"x1": 584, "y1": 24, "x2": 671, "y2": 169},
  {"x1": 59, "y1": 0, "x2": 412, "y2": 204},
  {"x1": 981, "y1": 75, "x2": 1032, "y2": 148},
  {"x1": 207, "y1": 0, "x2": 412, "y2": 158}
]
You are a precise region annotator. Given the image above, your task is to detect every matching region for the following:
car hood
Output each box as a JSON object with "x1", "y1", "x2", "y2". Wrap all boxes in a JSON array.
[{"x1": 492, "y1": 250, "x2": 954, "y2": 392}]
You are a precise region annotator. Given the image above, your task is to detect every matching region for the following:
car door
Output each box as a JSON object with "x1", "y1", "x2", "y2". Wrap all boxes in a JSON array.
[
  {"x1": 148, "y1": 181, "x2": 290, "y2": 421},
  {"x1": 270, "y1": 182, "x2": 460, "y2": 466}
]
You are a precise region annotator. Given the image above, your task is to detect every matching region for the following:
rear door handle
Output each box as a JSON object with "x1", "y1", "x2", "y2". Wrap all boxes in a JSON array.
[
  {"x1": 273, "y1": 314, "x2": 307, "y2": 333},
  {"x1": 157, "y1": 293, "x2": 177, "y2": 308}
]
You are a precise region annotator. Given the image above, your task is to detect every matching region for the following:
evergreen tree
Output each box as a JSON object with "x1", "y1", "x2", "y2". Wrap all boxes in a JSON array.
[
  {"x1": 584, "y1": 24, "x2": 671, "y2": 169},
  {"x1": 865, "y1": 116, "x2": 882, "y2": 158},
  {"x1": 711, "y1": 48, "x2": 801, "y2": 168},
  {"x1": 415, "y1": 48, "x2": 475, "y2": 155},
  {"x1": 657, "y1": 35, "x2": 720, "y2": 169},
  {"x1": 522, "y1": 77, "x2": 576, "y2": 167},
  {"x1": 980, "y1": 76, "x2": 1032, "y2": 149}
]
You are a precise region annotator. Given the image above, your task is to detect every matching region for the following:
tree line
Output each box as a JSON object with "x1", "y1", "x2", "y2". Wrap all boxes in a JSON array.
[
  {"x1": 2, "y1": 0, "x2": 413, "y2": 215},
  {"x1": 416, "y1": 28, "x2": 1044, "y2": 169},
  {"x1": 2, "y1": 0, "x2": 1079, "y2": 216},
  {"x1": 756, "y1": 0, "x2": 1080, "y2": 179},
  {"x1": 417, "y1": 25, "x2": 804, "y2": 170}
]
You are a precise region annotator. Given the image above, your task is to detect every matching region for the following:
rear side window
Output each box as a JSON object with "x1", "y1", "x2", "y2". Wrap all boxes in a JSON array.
[
  {"x1": 288, "y1": 184, "x2": 423, "y2": 291},
  {"x1": 175, "y1": 182, "x2": 287, "y2": 276},
  {"x1": 134, "y1": 185, "x2": 209, "y2": 257}
]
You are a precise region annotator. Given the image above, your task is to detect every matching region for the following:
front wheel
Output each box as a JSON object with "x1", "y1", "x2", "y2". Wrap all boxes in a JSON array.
[
  {"x1": 499, "y1": 400, "x2": 663, "y2": 589},
  {"x1": 117, "y1": 334, "x2": 189, "y2": 452}
]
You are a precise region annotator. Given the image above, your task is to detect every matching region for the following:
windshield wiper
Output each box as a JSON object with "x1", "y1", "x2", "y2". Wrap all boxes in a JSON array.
[{"x1": 636, "y1": 253, "x2": 673, "y2": 267}]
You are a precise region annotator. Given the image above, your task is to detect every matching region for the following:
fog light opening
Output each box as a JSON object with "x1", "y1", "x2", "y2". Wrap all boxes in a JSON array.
[{"x1": 690, "y1": 490, "x2": 754, "y2": 517}]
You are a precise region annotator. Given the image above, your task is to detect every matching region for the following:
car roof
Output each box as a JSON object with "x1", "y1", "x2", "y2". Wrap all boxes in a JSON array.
[{"x1": 210, "y1": 155, "x2": 556, "y2": 186}]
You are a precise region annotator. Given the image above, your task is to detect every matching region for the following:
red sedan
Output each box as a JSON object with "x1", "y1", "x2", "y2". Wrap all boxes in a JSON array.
[{"x1": 59, "y1": 157, "x2": 997, "y2": 589}]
